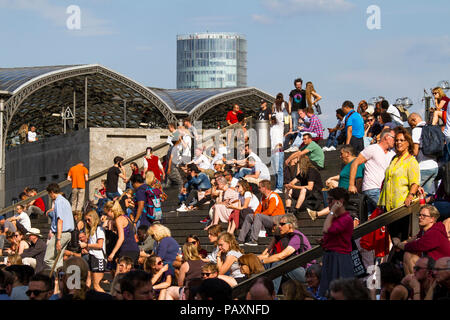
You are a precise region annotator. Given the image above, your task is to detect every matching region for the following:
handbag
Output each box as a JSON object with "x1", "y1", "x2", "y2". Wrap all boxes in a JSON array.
[
  {"x1": 314, "y1": 103, "x2": 322, "y2": 115},
  {"x1": 350, "y1": 238, "x2": 367, "y2": 278}
]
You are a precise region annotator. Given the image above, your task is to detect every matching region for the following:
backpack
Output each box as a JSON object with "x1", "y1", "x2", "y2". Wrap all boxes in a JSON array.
[
  {"x1": 143, "y1": 186, "x2": 163, "y2": 221},
  {"x1": 419, "y1": 124, "x2": 445, "y2": 157},
  {"x1": 394, "y1": 105, "x2": 409, "y2": 122},
  {"x1": 66, "y1": 217, "x2": 81, "y2": 253}
]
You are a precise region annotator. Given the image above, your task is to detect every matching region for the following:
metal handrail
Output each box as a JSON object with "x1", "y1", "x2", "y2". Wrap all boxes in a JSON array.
[
  {"x1": 231, "y1": 200, "x2": 421, "y2": 299},
  {"x1": 0, "y1": 119, "x2": 249, "y2": 216}
]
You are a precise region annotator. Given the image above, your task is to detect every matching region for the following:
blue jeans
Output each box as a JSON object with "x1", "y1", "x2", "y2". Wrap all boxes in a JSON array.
[
  {"x1": 271, "y1": 151, "x2": 284, "y2": 190},
  {"x1": 292, "y1": 132, "x2": 317, "y2": 148},
  {"x1": 326, "y1": 130, "x2": 341, "y2": 148},
  {"x1": 106, "y1": 192, "x2": 121, "y2": 201},
  {"x1": 266, "y1": 260, "x2": 306, "y2": 294},
  {"x1": 178, "y1": 193, "x2": 188, "y2": 204},
  {"x1": 363, "y1": 188, "x2": 381, "y2": 216},
  {"x1": 420, "y1": 167, "x2": 438, "y2": 195},
  {"x1": 291, "y1": 111, "x2": 299, "y2": 133},
  {"x1": 234, "y1": 168, "x2": 253, "y2": 179}
]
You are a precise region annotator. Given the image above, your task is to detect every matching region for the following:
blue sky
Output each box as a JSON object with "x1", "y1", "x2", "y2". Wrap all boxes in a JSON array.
[{"x1": 1, "y1": 0, "x2": 449, "y2": 130}]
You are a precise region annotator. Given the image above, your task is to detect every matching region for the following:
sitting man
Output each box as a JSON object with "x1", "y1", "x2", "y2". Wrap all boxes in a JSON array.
[
  {"x1": 306, "y1": 144, "x2": 365, "y2": 221},
  {"x1": 286, "y1": 107, "x2": 324, "y2": 152},
  {"x1": 177, "y1": 164, "x2": 212, "y2": 212},
  {"x1": 230, "y1": 144, "x2": 270, "y2": 186},
  {"x1": 184, "y1": 147, "x2": 211, "y2": 174},
  {"x1": 428, "y1": 256, "x2": 450, "y2": 300},
  {"x1": 285, "y1": 132, "x2": 325, "y2": 170},
  {"x1": 401, "y1": 256, "x2": 435, "y2": 300},
  {"x1": 120, "y1": 270, "x2": 154, "y2": 300},
  {"x1": 257, "y1": 213, "x2": 312, "y2": 294},
  {"x1": 25, "y1": 188, "x2": 45, "y2": 219},
  {"x1": 393, "y1": 205, "x2": 450, "y2": 275},
  {"x1": 238, "y1": 180, "x2": 285, "y2": 246},
  {"x1": 20, "y1": 228, "x2": 46, "y2": 274}
]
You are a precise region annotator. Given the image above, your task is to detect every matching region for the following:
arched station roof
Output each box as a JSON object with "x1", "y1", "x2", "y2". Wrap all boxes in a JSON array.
[{"x1": 0, "y1": 64, "x2": 274, "y2": 146}]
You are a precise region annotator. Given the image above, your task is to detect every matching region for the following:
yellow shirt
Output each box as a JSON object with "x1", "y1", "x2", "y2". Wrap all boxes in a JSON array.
[{"x1": 378, "y1": 153, "x2": 420, "y2": 211}]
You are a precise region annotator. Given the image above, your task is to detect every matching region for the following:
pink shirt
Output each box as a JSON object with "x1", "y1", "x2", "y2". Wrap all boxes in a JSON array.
[
  {"x1": 360, "y1": 144, "x2": 395, "y2": 191},
  {"x1": 323, "y1": 212, "x2": 354, "y2": 254}
]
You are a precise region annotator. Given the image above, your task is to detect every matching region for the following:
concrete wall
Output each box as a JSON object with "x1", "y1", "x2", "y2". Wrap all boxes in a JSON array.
[
  {"x1": 5, "y1": 129, "x2": 90, "y2": 208},
  {"x1": 87, "y1": 128, "x2": 169, "y2": 199}
]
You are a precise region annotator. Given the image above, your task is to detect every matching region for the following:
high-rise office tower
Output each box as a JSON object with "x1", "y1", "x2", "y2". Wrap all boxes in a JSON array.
[{"x1": 177, "y1": 33, "x2": 247, "y2": 89}]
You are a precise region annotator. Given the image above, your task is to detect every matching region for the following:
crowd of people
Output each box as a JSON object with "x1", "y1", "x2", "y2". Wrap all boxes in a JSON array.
[{"x1": 0, "y1": 79, "x2": 449, "y2": 301}]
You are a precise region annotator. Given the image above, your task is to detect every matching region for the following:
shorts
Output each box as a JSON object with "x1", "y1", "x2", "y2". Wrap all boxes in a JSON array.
[{"x1": 89, "y1": 254, "x2": 107, "y2": 273}]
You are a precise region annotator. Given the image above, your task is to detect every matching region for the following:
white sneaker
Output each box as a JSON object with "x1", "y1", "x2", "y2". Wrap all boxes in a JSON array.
[
  {"x1": 258, "y1": 230, "x2": 267, "y2": 238},
  {"x1": 274, "y1": 189, "x2": 283, "y2": 194},
  {"x1": 328, "y1": 146, "x2": 336, "y2": 151},
  {"x1": 176, "y1": 204, "x2": 188, "y2": 212},
  {"x1": 322, "y1": 146, "x2": 329, "y2": 151},
  {"x1": 285, "y1": 146, "x2": 299, "y2": 152}
]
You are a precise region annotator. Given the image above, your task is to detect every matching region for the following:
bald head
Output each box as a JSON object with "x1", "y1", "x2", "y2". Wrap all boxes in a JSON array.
[
  {"x1": 245, "y1": 277, "x2": 275, "y2": 300},
  {"x1": 433, "y1": 257, "x2": 450, "y2": 286},
  {"x1": 407, "y1": 113, "x2": 422, "y2": 128}
]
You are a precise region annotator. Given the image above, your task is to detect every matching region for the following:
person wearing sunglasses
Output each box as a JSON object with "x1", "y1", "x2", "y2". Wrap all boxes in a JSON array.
[
  {"x1": 427, "y1": 256, "x2": 450, "y2": 300},
  {"x1": 400, "y1": 256, "x2": 435, "y2": 300},
  {"x1": 199, "y1": 262, "x2": 237, "y2": 288},
  {"x1": 143, "y1": 255, "x2": 173, "y2": 300},
  {"x1": 392, "y1": 205, "x2": 450, "y2": 275},
  {"x1": 26, "y1": 274, "x2": 53, "y2": 300}
]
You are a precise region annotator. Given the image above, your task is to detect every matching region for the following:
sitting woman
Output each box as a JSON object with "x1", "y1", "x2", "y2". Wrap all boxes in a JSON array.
[
  {"x1": 431, "y1": 87, "x2": 450, "y2": 126},
  {"x1": 148, "y1": 223, "x2": 181, "y2": 269},
  {"x1": 285, "y1": 155, "x2": 323, "y2": 213},
  {"x1": 216, "y1": 232, "x2": 246, "y2": 283},
  {"x1": 306, "y1": 145, "x2": 365, "y2": 220},
  {"x1": 238, "y1": 253, "x2": 265, "y2": 281},
  {"x1": 143, "y1": 255, "x2": 173, "y2": 300},
  {"x1": 281, "y1": 279, "x2": 315, "y2": 300},
  {"x1": 226, "y1": 180, "x2": 260, "y2": 234},
  {"x1": 164, "y1": 242, "x2": 206, "y2": 300},
  {"x1": 5, "y1": 230, "x2": 29, "y2": 255}
]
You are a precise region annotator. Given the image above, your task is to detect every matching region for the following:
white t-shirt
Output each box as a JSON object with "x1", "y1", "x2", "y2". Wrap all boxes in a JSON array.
[
  {"x1": 193, "y1": 154, "x2": 211, "y2": 170},
  {"x1": 387, "y1": 105, "x2": 403, "y2": 125},
  {"x1": 27, "y1": 131, "x2": 37, "y2": 142},
  {"x1": 360, "y1": 144, "x2": 396, "y2": 191},
  {"x1": 181, "y1": 135, "x2": 192, "y2": 158},
  {"x1": 88, "y1": 226, "x2": 106, "y2": 260},
  {"x1": 254, "y1": 161, "x2": 271, "y2": 181},
  {"x1": 15, "y1": 212, "x2": 31, "y2": 231},
  {"x1": 244, "y1": 191, "x2": 260, "y2": 212},
  {"x1": 412, "y1": 122, "x2": 438, "y2": 170}
]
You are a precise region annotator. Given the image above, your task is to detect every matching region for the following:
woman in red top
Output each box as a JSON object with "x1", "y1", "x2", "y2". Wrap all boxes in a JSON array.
[
  {"x1": 143, "y1": 147, "x2": 164, "y2": 181},
  {"x1": 431, "y1": 87, "x2": 450, "y2": 125},
  {"x1": 318, "y1": 187, "x2": 354, "y2": 298}
]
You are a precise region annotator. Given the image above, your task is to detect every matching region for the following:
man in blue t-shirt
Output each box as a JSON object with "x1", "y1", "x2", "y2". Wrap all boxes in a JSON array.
[
  {"x1": 342, "y1": 100, "x2": 365, "y2": 155},
  {"x1": 130, "y1": 174, "x2": 151, "y2": 227}
]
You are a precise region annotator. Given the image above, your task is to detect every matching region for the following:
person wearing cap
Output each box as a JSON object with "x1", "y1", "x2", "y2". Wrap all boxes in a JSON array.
[
  {"x1": 257, "y1": 100, "x2": 271, "y2": 121},
  {"x1": 20, "y1": 228, "x2": 46, "y2": 274}
]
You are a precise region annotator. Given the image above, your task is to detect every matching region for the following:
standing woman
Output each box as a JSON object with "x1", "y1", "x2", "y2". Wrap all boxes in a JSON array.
[
  {"x1": 305, "y1": 82, "x2": 322, "y2": 114},
  {"x1": 431, "y1": 87, "x2": 450, "y2": 125},
  {"x1": 216, "y1": 232, "x2": 246, "y2": 283},
  {"x1": 79, "y1": 210, "x2": 107, "y2": 293},
  {"x1": 143, "y1": 147, "x2": 165, "y2": 182},
  {"x1": 104, "y1": 201, "x2": 140, "y2": 267},
  {"x1": 378, "y1": 126, "x2": 420, "y2": 241},
  {"x1": 226, "y1": 180, "x2": 260, "y2": 234},
  {"x1": 18, "y1": 124, "x2": 29, "y2": 144},
  {"x1": 318, "y1": 187, "x2": 354, "y2": 297},
  {"x1": 271, "y1": 93, "x2": 286, "y2": 193}
]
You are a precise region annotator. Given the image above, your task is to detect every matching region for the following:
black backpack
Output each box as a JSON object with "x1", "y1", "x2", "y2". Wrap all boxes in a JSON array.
[
  {"x1": 66, "y1": 217, "x2": 81, "y2": 253},
  {"x1": 419, "y1": 124, "x2": 445, "y2": 158}
]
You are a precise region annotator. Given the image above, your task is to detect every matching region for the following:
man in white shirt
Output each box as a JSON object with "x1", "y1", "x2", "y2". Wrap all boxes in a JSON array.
[
  {"x1": 381, "y1": 100, "x2": 403, "y2": 126},
  {"x1": 408, "y1": 113, "x2": 439, "y2": 194},
  {"x1": 230, "y1": 144, "x2": 270, "y2": 187},
  {"x1": 27, "y1": 126, "x2": 38, "y2": 142},
  {"x1": 8, "y1": 205, "x2": 31, "y2": 232},
  {"x1": 189, "y1": 148, "x2": 211, "y2": 170},
  {"x1": 348, "y1": 128, "x2": 396, "y2": 215},
  {"x1": 178, "y1": 126, "x2": 192, "y2": 164}
]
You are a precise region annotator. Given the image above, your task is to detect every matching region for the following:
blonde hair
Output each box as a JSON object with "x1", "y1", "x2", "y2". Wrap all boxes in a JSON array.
[
  {"x1": 148, "y1": 224, "x2": 171, "y2": 242},
  {"x1": 103, "y1": 201, "x2": 124, "y2": 219},
  {"x1": 432, "y1": 87, "x2": 446, "y2": 100},
  {"x1": 217, "y1": 232, "x2": 243, "y2": 253},
  {"x1": 297, "y1": 155, "x2": 315, "y2": 177},
  {"x1": 73, "y1": 210, "x2": 83, "y2": 223},
  {"x1": 305, "y1": 81, "x2": 315, "y2": 108},
  {"x1": 84, "y1": 210, "x2": 100, "y2": 238},
  {"x1": 182, "y1": 243, "x2": 201, "y2": 261},
  {"x1": 145, "y1": 171, "x2": 156, "y2": 186}
]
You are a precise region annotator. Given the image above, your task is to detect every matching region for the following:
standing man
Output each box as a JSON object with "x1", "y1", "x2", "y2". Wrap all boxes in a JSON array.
[
  {"x1": 408, "y1": 113, "x2": 439, "y2": 195},
  {"x1": 348, "y1": 128, "x2": 396, "y2": 214},
  {"x1": 183, "y1": 117, "x2": 199, "y2": 156},
  {"x1": 342, "y1": 100, "x2": 365, "y2": 155},
  {"x1": 44, "y1": 183, "x2": 74, "y2": 273},
  {"x1": 106, "y1": 156, "x2": 127, "y2": 200},
  {"x1": 289, "y1": 78, "x2": 307, "y2": 132},
  {"x1": 67, "y1": 162, "x2": 89, "y2": 212}
]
